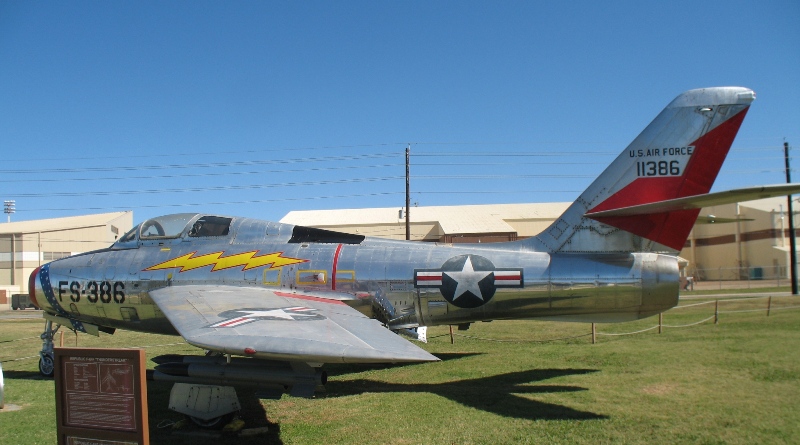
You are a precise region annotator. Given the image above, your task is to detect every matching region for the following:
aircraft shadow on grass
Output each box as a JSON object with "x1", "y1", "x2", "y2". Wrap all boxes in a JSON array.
[
  {"x1": 324, "y1": 365, "x2": 606, "y2": 421},
  {"x1": 2, "y1": 370, "x2": 49, "y2": 380},
  {"x1": 3, "y1": 356, "x2": 605, "y2": 423}
]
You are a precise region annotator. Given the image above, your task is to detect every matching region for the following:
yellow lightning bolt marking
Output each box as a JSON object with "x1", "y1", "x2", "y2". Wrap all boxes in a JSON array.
[{"x1": 143, "y1": 251, "x2": 308, "y2": 273}]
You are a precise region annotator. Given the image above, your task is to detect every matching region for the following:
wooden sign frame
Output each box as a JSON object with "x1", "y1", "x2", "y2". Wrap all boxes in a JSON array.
[{"x1": 54, "y1": 347, "x2": 149, "y2": 445}]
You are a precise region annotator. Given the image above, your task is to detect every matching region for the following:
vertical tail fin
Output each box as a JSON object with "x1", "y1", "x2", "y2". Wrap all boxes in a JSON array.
[{"x1": 529, "y1": 87, "x2": 755, "y2": 253}]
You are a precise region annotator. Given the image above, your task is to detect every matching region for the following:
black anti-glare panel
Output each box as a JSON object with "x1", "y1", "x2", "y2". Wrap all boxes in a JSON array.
[{"x1": 289, "y1": 226, "x2": 365, "y2": 244}]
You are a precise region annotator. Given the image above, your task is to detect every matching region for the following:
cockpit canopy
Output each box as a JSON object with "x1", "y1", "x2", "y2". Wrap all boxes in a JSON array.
[{"x1": 116, "y1": 213, "x2": 233, "y2": 245}]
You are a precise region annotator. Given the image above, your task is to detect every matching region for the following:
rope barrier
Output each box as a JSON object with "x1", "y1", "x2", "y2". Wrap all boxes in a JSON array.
[
  {"x1": 453, "y1": 332, "x2": 592, "y2": 343},
  {"x1": 672, "y1": 301, "x2": 717, "y2": 309},
  {"x1": 596, "y1": 325, "x2": 659, "y2": 336},
  {"x1": 122, "y1": 342, "x2": 187, "y2": 349},
  {"x1": 441, "y1": 298, "x2": 800, "y2": 344},
  {"x1": 0, "y1": 356, "x2": 38, "y2": 362},
  {"x1": 0, "y1": 341, "x2": 187, "y2": 363},
  {"x1": 661, "y1": 315, "x2": 716, "y2": 328},
  {"x1": 0, "y1": 336, "x2": 40, "y2": 344},
  {"x1": 768, "y1": 305, "x2": 800, "y2": 311},
  {"x1": 719, "y1": 308, "x2": 775, "y2": 314},
  {"x1": 1, "y1": 296, "x2": 798, "y2": 352}
]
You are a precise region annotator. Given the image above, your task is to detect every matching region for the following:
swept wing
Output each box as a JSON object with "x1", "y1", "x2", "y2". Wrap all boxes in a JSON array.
[{"x1": 148, "y1": 285, "x2": 439, "y2": 364}]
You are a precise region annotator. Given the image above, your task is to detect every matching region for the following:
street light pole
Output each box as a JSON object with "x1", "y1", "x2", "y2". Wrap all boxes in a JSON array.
[{"x1": 3, "y1": 200, "x2": 14, "y2": 223}]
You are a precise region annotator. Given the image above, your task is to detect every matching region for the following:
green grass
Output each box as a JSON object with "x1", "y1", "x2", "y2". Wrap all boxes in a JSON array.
[{"x1": 1, "y1": 296, "x2": 799, "y2": 444}]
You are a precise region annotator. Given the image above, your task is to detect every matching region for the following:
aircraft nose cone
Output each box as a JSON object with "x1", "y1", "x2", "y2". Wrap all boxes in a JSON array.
[{"x1": 28, "y1": 266, "x2": 42, "y2": 309}]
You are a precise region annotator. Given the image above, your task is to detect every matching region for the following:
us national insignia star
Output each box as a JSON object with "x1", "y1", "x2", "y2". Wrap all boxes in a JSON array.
[
  {"x1": 414, "y1": 255, "x2": 524, "y2": 309},
  {"x1": 209, "y1": 307, "x2": 325, "y2": 328}
]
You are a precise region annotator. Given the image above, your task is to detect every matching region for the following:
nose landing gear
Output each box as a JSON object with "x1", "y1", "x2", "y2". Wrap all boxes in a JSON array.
[{"x1": 38, "y1": 320, "x2": 61, "y2": 377}]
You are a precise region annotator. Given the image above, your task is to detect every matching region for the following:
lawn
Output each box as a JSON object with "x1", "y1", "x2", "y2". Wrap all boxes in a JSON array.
[{"x1": 1, "y1": 295, "x2": 798, "y2": 444}]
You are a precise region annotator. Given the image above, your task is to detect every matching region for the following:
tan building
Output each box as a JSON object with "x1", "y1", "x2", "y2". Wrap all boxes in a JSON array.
[
  {"x1": 282, "y1": 203, "x2": 571, "y2": 243},
  {"x1": 0, "y1": 212, "x2": 133, "y2": 305},
  {"x1": 0, "y1": 199, "x2": 792, "y2": 307},
  {"x1": 684, "y1": 197, "x2": 795, "y2": 281},
  {"x1": 282, "y1": 198, "x2": 799, "y2": 282}
]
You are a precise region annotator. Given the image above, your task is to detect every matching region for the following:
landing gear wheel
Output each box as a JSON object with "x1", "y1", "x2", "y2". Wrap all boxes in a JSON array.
[
  {"x1": 38, "y1": 320, "x2": 60, "y2": 377},
  {"x1": 39, "y1": 353, "x2": 55, "y2": 378},
  {"x1": 188, "y1": 412, "x2": 235, "y2": 429}
]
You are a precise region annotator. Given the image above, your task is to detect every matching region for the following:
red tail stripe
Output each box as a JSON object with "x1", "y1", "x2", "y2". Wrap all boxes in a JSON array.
[{"x1": 588, "y1": 107, "x2": 749, "y2": 250}]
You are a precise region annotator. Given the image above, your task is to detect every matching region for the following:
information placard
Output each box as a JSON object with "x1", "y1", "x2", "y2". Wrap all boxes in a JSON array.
[{"x1": 54, "y1": 348, "x2": 149, "y2": 445}]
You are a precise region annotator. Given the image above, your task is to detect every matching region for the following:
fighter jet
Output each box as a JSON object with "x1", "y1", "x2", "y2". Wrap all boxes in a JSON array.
[{"x1": 27, "y1": 87, "x2": 798, "y2": 412}]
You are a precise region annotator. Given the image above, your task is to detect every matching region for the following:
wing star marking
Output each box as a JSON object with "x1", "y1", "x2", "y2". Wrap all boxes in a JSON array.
[{"x1": 209, "y1": 307, "x2": 323, "y2": 328}]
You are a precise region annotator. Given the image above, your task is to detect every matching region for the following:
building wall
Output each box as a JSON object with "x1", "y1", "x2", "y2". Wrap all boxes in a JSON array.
[
  {"x1": 286, "y1": 200, "x2": 796, "y2": 282},
  {"x1": 0, "y1": 212, "x2": 133, "y2": 293},
  {"x1": 503, "y1": 218, "x2": 554, "y2": 239},
  {"x1": 680, "y1": 200, "x2": 794, "y2": 281}
]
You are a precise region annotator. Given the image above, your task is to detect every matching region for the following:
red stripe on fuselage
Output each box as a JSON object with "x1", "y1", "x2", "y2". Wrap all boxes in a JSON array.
[
  {"x1": 274, "y1": 291, "x2": 348, "y2": 306},
  {"x1": 331, "y1": 243, "x2": 343, "y2": 291}
]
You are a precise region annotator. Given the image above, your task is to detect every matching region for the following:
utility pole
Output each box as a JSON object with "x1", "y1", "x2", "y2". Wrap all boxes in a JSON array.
[
  {"x1": 784, "y1": 141, "x2": 798, "y2": 295},
  {"x1": 405, "y1": 145, "x2": 411, "y2": 240}
]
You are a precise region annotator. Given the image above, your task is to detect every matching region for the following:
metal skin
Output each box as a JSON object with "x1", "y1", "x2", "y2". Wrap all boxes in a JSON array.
[{"x1": 28, "y1": 87, "x2": 764, "y2": 394}]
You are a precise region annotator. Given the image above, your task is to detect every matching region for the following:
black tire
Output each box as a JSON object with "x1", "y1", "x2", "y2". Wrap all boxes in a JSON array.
[
  {"x1": 188, "y1": 412, "x2": 236, "y2": 429},
  {"x1": 39, "y1": 354, "x2": 55, "y2": 378}
]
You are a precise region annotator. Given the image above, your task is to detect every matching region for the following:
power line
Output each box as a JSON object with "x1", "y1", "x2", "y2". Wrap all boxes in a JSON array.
[
  {"x1": 11, "y1": 177, "x2": 405, "y2": 198},
  {"x1": 16, "y1": 192, "x2": 406, "y2": 212},
  {"x1": 0, "y1": 163, "x2": 402, "y2": 184},
  {"x1": 1, "y1": 142, "x2": 409, "y2": 163},
  {"x1": 0, "y1": 152, "x2": 400, "y2": 174}
]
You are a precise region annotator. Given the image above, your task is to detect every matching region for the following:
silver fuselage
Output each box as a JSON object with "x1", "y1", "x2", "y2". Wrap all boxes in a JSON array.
[{"x1": 32, "y1": 214, "x2": 679, "y2": 335}]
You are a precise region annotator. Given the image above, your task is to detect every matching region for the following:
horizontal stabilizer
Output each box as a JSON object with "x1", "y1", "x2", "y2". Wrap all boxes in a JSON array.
[{"x1": 585, "y1": 184, "x2": 800, "y2": 218}]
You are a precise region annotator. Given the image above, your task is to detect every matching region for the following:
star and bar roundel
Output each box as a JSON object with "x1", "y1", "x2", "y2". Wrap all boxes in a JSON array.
[
  {"x1": 209, "y1": 307, "x2": 326, "y2": 328},
  {"x1": 414, "y1": 254, "x2": 523, "y2": 309}
]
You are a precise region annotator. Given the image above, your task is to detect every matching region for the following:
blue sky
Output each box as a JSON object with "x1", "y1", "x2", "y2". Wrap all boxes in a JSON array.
[{"x1": 1, "y1": 1, "x2": 798, "y2": 226}]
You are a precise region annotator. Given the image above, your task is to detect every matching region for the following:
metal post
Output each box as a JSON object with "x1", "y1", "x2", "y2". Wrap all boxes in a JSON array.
[
  {"x1": 767, "y1": 296, "x2": 772, "y2": 317},
  {"x1": 784, "y1": 141, "x2": 798, "y2": 295},
  {"x1": 449, "y1": 325, "x2": 454, "y2": 345},
  {"x1": 658, "y1": 313, "x2": 663, "y2": 334},
  {"x1": 714, "y1": 300, "x2": 719, "y2": 324},
  {"x1": 0, "y1": 362, "x2": 4, "y2": 409}
]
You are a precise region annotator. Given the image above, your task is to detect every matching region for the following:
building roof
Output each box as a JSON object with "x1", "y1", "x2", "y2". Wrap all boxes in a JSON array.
[
  {"x1": 281, "y1": 203, "x2": 570, "y2": 234},
  {"x1": 0, "y1": 212, "x2": 132, "y2": 234}
]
